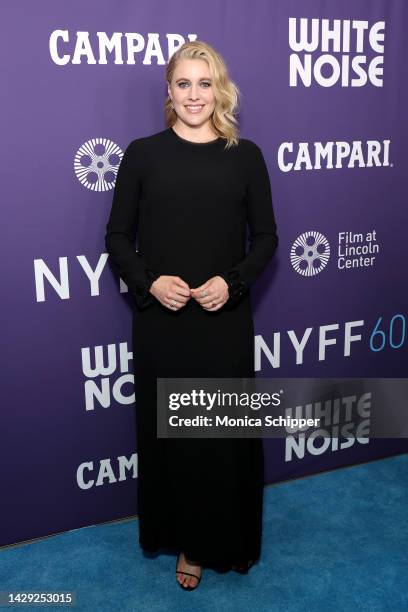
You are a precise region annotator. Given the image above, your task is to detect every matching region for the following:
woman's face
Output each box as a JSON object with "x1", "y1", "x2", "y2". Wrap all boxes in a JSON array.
[{"x1": 168, "y1": 58, "x2": 216, "y2": 129}]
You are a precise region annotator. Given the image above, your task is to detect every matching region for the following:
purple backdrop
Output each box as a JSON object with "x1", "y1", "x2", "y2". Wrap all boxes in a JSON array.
[{"x1": 1, "y1": 1, "x2": 407, "y2": 547}]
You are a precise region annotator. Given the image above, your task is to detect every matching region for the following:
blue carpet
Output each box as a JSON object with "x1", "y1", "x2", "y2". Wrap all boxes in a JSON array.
[{"x1": 1, "y1": 454, "x2": 407, "y2": 611}]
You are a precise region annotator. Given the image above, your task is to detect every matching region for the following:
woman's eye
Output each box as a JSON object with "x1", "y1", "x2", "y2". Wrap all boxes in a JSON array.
[{"x1": 178, "y1": 82, "x2": 211, "y2": 88}]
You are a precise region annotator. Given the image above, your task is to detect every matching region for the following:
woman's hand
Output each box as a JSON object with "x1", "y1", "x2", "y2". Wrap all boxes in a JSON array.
[
  {"x1": 190, "y1": 276, "x2": 229, "y2": 311},
  {"x1": 149, "y1": 275, "x2": 191, "y2": 311}
]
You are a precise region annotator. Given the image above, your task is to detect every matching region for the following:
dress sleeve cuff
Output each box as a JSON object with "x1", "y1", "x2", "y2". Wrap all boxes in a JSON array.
[
  {"x1": 131, "y1": 267, "x2": 161, "y2": 310},
  {"x1": 218, "y1": 269, "x2": 247, "y2": 308}
]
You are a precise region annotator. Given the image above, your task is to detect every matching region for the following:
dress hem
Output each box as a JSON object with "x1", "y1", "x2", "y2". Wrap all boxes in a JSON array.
[{"x1": 139, "y1": 539, "x2": 261, "y2": 572}]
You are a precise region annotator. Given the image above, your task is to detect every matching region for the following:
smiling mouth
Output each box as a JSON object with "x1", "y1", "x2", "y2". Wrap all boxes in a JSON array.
[{"x1": 185, "y1": 105, "x2": 204, "y2": 113}]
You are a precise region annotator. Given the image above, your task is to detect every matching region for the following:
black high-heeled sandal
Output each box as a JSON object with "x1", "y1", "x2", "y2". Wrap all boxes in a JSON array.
[{"x1": 176, "y1": 553, "x2": 202, "y2": 591}]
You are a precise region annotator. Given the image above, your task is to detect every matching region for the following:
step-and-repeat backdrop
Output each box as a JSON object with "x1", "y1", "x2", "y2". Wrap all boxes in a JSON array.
[{"x1": 2, "y1": 1, "x2": 407, "y2": 546}]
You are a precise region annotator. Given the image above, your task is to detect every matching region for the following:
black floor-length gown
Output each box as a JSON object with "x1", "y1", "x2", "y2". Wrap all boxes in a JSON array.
[{"x1": 105, "y1": 126, "x2": 278, "y2": 570}]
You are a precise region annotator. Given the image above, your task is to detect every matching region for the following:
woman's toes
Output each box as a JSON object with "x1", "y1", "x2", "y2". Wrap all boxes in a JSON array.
[
  {"x1": 180, "y1": 572, "x2": 189, "y2": 586},
  {"x1": 176, "y1": 551, "x2": 201, "y2": 587},
  {"x1": 190, "y1": 575, "x2": 197, "y2": 587}
]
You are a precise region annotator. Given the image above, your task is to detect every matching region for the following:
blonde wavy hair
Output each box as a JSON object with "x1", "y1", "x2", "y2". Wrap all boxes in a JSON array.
[{"x1": 165, "y1": 40, "x2": 241, "y2": 149}]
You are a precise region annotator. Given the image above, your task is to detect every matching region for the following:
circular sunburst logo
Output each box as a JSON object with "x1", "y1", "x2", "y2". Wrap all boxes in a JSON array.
[
  {"x1": 291, "y1": 231, "x2": 330, "y2": 276},
  {"x1": 74, "y1": 138, "x2": 123, "y2": 191}
]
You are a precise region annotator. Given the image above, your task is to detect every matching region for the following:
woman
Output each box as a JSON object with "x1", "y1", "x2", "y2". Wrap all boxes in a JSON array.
[{"x1": 105, "y1": 40, "x2": 278, "y2": 590}]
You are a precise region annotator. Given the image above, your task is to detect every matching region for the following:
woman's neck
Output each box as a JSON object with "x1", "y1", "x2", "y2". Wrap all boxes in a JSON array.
[{"x1": 171, "y1": 121, "x2": 218, "y2": 143}]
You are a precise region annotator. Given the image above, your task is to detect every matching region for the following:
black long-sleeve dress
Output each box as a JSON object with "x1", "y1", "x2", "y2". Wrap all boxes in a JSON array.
[{"x1": 105, "y1": 126, "x2": 278, "y2": 571}]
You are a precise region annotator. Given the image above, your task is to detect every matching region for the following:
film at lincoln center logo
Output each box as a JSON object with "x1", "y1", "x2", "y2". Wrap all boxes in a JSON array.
[
  {"x1": 291, "y1": 231, "x2": 330, "y2": 276},
  {"x1": 74, "y1": 138, "x2": 123, "y2": 191}
]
